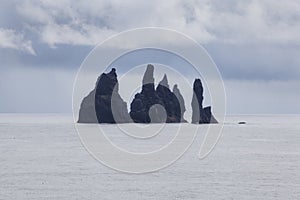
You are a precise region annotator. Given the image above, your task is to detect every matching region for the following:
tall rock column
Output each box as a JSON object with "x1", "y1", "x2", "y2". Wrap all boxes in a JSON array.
[
  {"x1": 173, "y1": 84, "x2": 187, "y2": 122},
  {"x1": 78, "y1": 68, "x2": 130, "y2": 123},
  {"x1": 191, "y1": 79, "x2": 218, "y2": 124},
  {"x1": 130, "y1": 64, "x2": 162, "y2": 123},
  {"x1": 95, "y1": 68, "x2": 130, "y2": 123}
]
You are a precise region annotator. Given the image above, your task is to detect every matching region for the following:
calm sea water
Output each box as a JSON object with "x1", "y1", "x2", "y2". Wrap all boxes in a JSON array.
[{"x1": 0, "y1": 114, "x2": 299, "y2": 199}]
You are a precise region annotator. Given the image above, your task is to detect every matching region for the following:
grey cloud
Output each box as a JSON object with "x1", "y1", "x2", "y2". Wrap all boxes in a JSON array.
[
  {"x1": 0, "y1": 0, "x2": 299, "y2": 51},
  {"x1": 0, "y1": 0, "x2": 299, "y2": 114},
  {"x1": 205, "y1": 43, "x2": 300, "y2": 81},
  {"x1": 10, "y1": 0, "x2": 300, "y2": 47},
  {"x1": 0, "y1": 1, "x2": 21, "y2": 29},
  {"x1": 0, "y1": 44, "x2": 91, "y2": 70}
]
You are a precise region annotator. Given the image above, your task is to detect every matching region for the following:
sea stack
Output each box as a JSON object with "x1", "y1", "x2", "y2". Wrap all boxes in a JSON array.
[
  {"x1": 77, "y1": 89, "x2": 98, "y2": 123},
  {"x1": 78, "y1": 65, "x2": 216, "y2": 124},
  {"x1": 191, "y1": 79, "x2": 218, "y2": 124},
  {"x1": 173, "y1": 84, "x2": 187, "y2": 122},
  {"x1": 78, "y1": 68, "x2": 130, "y2": 123},
  {"x1": 156, "y1": 74, "x2": 181, "y2": 123},
  {"x1": 130, "y1": 64, "x2": 163, "y2": 123},
  {"x1": 130, "y1": 64, "x2": 183, "y2": 123}
]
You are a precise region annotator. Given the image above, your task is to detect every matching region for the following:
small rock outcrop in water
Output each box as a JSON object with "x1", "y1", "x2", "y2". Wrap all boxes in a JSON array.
[
  {"x1": 191, "y1": 79, "x2": 218, "y2": 124},
  {"x1": 78, "y1": 68, "x2": 130, "y2": 123},
  {"x1": 130, "y1": 64, "x2": 183, "y2": 123}
]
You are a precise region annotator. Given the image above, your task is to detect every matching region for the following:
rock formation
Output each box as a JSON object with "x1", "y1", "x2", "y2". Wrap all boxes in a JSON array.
[
  {"x1": 77, "y1": 89, "x2": 97, "y2": 123},
  {"x1": 130, "y1": 64, "x2": 162, "y2": 123},
  {"x1": 191, "y1": 79, "x2": 218, "y2": 124},
  {"x1": 130, "y1": 64, "x2": 183, "y2": 123},
  {"x1": 78, "y1": 64, "x2": 217, "y2": 124},
  {"x1": 78, "y1": 68, "x2": 130, "y2": 123},
  {"x1": 173, "y1": 84, "x2": 187, "y2": 122},
  {"x1": 156, "y1": 74, "x2": 181, "y2": 123}
]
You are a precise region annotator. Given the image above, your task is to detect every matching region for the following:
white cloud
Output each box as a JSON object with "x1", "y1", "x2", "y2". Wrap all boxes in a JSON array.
[
  {"x1": 39, "y1": 23, "x2": 117, "y2": 48},
  {"x1": 206, "y1": 0, "x2": 300, "y2": 44},
  {"x1": 14, "y1": 0, "x2": 300, "y2": 47},
  {"x1": 0, "y1": 28, "x2": 36, "y2": 55}
]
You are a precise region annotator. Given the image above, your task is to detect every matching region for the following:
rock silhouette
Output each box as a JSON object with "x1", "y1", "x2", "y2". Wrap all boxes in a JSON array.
[
  {"x1": 191, "y1": 79, "x2": 218, "y2": 124},
  {"x1": 156, "y1": 74, "x2": 182, "y2": 123},
  {"x1": 77, "y1": 89, "x2": 97, "y2": 123},
  {"x1": 173, "y1": 84, "x2": 187, "y2": 122},
  {"x1": 78, "y1": 68, "x2": 130, "y2": 123},
  {"x1": 130, "y1": 64, "x2": 162, "y2": 123},
  {"x1": 130, "y1": 64, "x2": 183, "y2": 123},
  {"x1": 78, "y1": 64, "x2": 217, "y2": 124}
]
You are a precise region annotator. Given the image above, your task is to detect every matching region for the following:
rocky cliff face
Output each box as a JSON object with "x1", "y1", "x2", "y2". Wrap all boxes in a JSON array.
[{"x1": 191, "y1": 79, "x2": 218, "y2": 124}]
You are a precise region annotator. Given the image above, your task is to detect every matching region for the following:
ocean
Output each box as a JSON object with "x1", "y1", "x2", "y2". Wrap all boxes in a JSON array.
[{"x1": 1, "y1": 114, "x2": 299, "y2": 199}]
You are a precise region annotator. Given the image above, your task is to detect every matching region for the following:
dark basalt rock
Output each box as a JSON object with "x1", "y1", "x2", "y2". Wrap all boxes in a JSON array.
[
  {"x1": 201, "y1": 106, "x2": 218, "y2": 124},
  {"x1": 192, "y1": 79, "x2": 218, "y2": 124},
  {"x1": 156, "y1": 74, "x2": 181, "y2": 123},
  {"x1": 173, "y1": 84, "x2": 187, "y2": 122},
  {"x1": 78, "y1": 68, "x2": 130, "y2": 123},
  {"x1": 77, "y1": 89, "x2": 97, "y2": 123},
  {"x1": 95, "y1": 68, "x2": 130, "y2": 123},
  {"x1": 130, "y1": 64, "x2": 163, "y2": 123},
  {"x1": 130, "y1": 65, "x2": 183, "y2": 123},
  {"x1": 78, "y1": 64, "x2": 216, "y2": 124}
]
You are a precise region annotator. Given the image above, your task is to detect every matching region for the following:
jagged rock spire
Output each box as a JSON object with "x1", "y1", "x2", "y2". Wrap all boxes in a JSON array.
[
  {"x1": 142, "y1": 64, "x2": 154, "y2": 85},
  {"x1": 158, "y1": 74, "x2": 169, "y2": 88},
  {"x1": 191, "y1": 79, "x2": 217, "y2": 124},
  {"x1": 141, "y1": 64, "x2": 155, "y2": 95},
  {"x1": 173, "y1": 84, "x2": 187, "y2": 122},
  {"x1": 130, "y1": 65, "x2": 182, "y2": 123},
  {"x1": 78, "y1": 64, "x2": 217, "y2": 124},
  {"x1": 78, "y1": 68, "x2": 130, "y2": 123}
]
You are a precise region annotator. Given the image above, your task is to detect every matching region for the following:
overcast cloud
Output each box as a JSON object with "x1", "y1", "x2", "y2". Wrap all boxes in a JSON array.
[{"x1": 0, "y1": 0, "x2": 299, "y2": 114}]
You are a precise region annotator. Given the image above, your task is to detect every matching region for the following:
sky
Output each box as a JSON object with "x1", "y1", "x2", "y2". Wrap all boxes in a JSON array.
[{"x1": 0, "y1": 0, "x2": 300, "y2": 114}]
